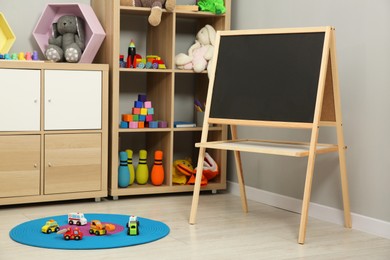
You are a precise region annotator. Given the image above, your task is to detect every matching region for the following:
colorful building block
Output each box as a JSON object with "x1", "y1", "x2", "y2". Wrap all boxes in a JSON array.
[
  {"x1": 139, "y1": 115, "x2": 146, "y2": 122},
  {"x1": 140, "y1": 108, "x2": 147, "y2": 115},
  {"x1": 144, "y1": 101, "x2": 152, "y2": 108},
  {"x1": 122, "y1": 114, "x2": 133, "y2": 122},
  {"x1": 132, "y1": 107, "x2": 141, "y2": 115},
  {"x1": 146, "y1": 115, "x2": 153, "y2": 122},
  {"x1": 147, "y1": 108, "x2": 154, "y2": 115},
  {"x1": 158, "y1": 121, "x2": 168, "y2": 128},
  {"x1": 138, "y1": 122, "x2": 145, "y2": 128},
  {"x1": 138, "y1": 94, "x2": 147, "y2": 102},
  {"x1": 120, "y1": 121, "x2": 129, "y2": 128},
  {"x1": 133, "y1": 114, "x2": 139, "y2": 121},
  {"x1": 129, "y1": 122, "x2": 138, "y2": 128},
  {"x1": 134, "y1": 101, "x2": 143, "y2": 108},
  {"x1": 149, "y1": 121, "x2": 158, "y2": 128}
]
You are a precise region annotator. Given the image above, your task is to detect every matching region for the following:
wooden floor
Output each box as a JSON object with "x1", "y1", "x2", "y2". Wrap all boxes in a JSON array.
[{"x1": 1, "y1": 192, "x2": 389, "y2": 259}]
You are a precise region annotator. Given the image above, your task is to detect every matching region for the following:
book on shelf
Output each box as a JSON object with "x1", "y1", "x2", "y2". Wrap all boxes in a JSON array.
[{"x1": 174, "y1": 121, "x2": 196, "y2": 128}]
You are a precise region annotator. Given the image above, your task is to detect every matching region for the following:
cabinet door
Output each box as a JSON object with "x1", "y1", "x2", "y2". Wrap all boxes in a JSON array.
[
  {"x1": 44, "y1": 133, "x2": 101, "y2": 194},
  {"x1": 0, "y1": 69, "x2": 40, "y2": 131},
  {"x1": 0, "y1": 135, "x2": 40, "y2": 198},
  {"x1": 44, "y1": 70, "x2": 102, "y2": 130}
]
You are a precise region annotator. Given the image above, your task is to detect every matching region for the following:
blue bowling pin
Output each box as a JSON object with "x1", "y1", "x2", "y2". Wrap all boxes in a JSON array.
[{"x1": 118, "y1": 151, "x2": 130, "y2": 188}]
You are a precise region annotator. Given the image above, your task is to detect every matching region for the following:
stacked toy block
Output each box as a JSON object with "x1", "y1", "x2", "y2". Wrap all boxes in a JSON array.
[{"x1": 120, "y1": 94, "x2": 167, "y2": 129}]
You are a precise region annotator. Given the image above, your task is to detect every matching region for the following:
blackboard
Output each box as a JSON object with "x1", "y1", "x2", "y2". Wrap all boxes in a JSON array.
[{"x1": 210, "y1": 32, "x2": 325, "y2": 123}]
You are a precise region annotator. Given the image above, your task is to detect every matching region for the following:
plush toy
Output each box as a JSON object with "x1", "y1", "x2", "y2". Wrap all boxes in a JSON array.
[
  {"x1": 188, "y1": 152, "x2": 219, "y2": 186},
  {"x1": 172, "y1": 158, "x2": 194, "y2": 185},
  {"x1": 45, "y1": 15, "x2": 85, "y2": 63},
  {"x1": 174, "y1": 24, "x2": 216, "y2": 77},
  {"x1": 197, "y1": 0, "x2": 226, "y2": 14},
  {"x1": 120, "y1": 0, "x2": 176, "y2": 26}
]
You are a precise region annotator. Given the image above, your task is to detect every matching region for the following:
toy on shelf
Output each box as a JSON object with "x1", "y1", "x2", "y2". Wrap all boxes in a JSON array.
[
  {"x1": 57, "y1": 227, "x2": 83, "y2": 240},
  {"x1": 118, "y1": 151, "x2": 131, "y2": 188},
  {"x1": 89, "y1": 220, "x2": 116, "y2": 236},
  {"x1": 67, "y1": 212, "x2": 87, "y2": 226},
  {"x1": 0, "y1": 51, "x2": 41, "y2": 61},
  {"x1": 188, "y1": 152, "x2": 219, "y2": 186},
  {"x1": 172, "y1": 158, "x2": 194, "y2": 185},
  {"x1": 45, "y1": 15, "x2": 85, "y2": 62},
  {"x1": 41, "y1": 219, "x2": 60, "y2": 234},
  {"x1": 126, "y1": 39, "x2": 136, "y2": 68},
  {"x1": 175, "y1": 24, "x2": 216, "y2": 77},
  {"x1": 127, "y1": 215, "x2": 139, "y2": 236},
  {"x1": 126, "y1": 149, "x2": 136, "y2": 185},
  {"x1": 120, "y1": 94, "x2": 167, "y2": 129},
  {"x1": 120, "y1": 0, "x2": 176, "y2": 27},
  {"x1": 197, "y1": 0, "x2": 226, "y2": 14},
  {"x1": 151, "y1": 150, "x2": 164, "y2": 186},
  {"x1": 136, "y1": 149, "x2": 149, "y2": 184}
]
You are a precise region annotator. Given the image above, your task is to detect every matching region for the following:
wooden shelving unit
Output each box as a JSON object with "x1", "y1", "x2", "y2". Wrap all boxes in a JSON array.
[{"x1": 91, "y1": 0, "x2": 231, "y2": 197}]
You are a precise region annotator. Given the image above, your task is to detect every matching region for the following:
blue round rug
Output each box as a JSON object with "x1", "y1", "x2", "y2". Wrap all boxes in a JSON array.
[{"x1": 9, "y1": 213, "x2": 169, "y2": 250}]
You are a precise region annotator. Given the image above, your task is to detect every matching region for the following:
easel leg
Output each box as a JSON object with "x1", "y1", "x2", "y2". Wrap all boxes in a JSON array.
[
  {"x1": 189, "y1": 147, "x2": 207, "y2": 224},
  {"x1": 298, "y1": 128, "x2": 320, "y2": 244},
  {"x1": 230, "y1": 125, "x2": 248, "y2": 213}
]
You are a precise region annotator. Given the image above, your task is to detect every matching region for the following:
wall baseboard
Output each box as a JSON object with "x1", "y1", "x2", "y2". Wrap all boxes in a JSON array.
[{"x1": 227, "y1": 181, "x2": 390, "y2": 240}]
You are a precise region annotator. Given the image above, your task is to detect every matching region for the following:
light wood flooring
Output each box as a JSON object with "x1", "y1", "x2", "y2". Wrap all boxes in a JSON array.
[{"x1": 1, "y1": 192, "x2": 389, "y2": 259}]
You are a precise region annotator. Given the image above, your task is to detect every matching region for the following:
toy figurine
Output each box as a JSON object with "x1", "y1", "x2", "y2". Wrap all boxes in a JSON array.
[{"x1": 126, "y1": 40, "x2": 136, "y2": 68}]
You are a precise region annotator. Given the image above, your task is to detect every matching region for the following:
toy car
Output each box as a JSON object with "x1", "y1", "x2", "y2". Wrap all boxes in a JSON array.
[
  {"x1": 59, "y1": 227, "x2": 83, "y2": 240},
  {"x1": 68, "y1": 212, "x2": 87, "y2": 226},
  {"x1": 41, "y1": 219, "x2": 60, "y2": 234},
  {"x1": 89, "y1": 220, "x2": 116, "y2": 236},
  {"x1": 127, "y1": 215, "x2": 139, "y2": 236}
]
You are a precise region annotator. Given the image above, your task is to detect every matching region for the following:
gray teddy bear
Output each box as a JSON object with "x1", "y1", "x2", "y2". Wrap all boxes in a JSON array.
[{"x1": 45, "y1": 15, "x2": 85, "y2": 63}]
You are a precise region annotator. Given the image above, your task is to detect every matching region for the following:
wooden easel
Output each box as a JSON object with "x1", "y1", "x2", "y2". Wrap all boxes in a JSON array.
[{"x1": 189, "y1": 27, "x2": 351, "y2": 244}]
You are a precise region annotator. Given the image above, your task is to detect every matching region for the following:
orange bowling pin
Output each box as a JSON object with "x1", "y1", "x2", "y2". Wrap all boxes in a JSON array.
[{"x1": 151, "y1": 150, "x2": 164, "y2": 186}]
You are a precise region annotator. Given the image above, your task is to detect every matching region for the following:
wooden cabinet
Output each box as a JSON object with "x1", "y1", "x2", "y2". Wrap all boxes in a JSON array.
[
  {"x1": 0, "y1": 61, "x2": 108, "y2": 205},
  {"x1": 0, "y1": 69, "x2": 40, "y2": 131},
  {"x1": 91, "y1": 0, "x2": 231, "y2": 197}
]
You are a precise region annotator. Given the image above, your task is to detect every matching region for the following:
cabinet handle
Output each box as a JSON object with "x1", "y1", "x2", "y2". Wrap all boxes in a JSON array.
[
  {"x1": 34, "y1": 163, "x2": 38, "y2": 168},
  {"x1": 48, "y1": 99, "x2": 52, "y2": 103},
  {"x1": 34, "y1": 99, "x2": 38, "y2": 103},
  {"x1": 48, "y1": 163, "x2": 52, "y2": 167}
]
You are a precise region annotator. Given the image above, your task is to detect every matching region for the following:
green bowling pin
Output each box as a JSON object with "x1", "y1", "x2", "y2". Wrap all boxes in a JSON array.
[
  {"x1": 126, "y1": 149, "x2": 135, "y2": 185},
  {"x1": 136, "y1": 149, "x2": 149, "y2": 184}
]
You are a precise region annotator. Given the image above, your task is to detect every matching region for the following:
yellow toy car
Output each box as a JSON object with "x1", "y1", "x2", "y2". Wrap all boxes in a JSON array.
[{"x1": 41, "y1": 219, "x2": 60, "y2": 234}]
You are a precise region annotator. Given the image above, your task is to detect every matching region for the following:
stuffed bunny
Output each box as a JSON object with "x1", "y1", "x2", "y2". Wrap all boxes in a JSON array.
[
  {"x1": 120, "y1": 0, "x2": 175, "y2": 26},
  {"x1": 45, "y1": 15, "x2": 85, "y2": 63},
  {"x1": 174, "y1": 24, "x2": 216, "y2": 76}
]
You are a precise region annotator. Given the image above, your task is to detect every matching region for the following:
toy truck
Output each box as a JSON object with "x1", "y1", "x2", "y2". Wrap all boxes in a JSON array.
[
  {"x1": 58, "y1": 227, "x2": 83, "y2": 240},
  {"x1": 89, "y1": 220, "x2": 116, "y2": 236},
  {"x1": 67, "y1": 212, "x2": 87, "y2": 226},
  {"x1": 127, "y1": 215, "x2": 139, "y2": 236},
  {"x1": 41, "y1": 219, "x2": 60, "y2": 234}
]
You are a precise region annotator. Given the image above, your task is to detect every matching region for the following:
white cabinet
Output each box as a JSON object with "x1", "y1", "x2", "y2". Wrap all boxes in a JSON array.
[
  {"x1": 44, "y1": 70, "x2": 102, "y2": 130},
  {"x1": 0, "y1": 69, "x2": 40, "y2": 131},
  {"x1": 0, "y1": 61, "x2": 108, "y2": 206}
]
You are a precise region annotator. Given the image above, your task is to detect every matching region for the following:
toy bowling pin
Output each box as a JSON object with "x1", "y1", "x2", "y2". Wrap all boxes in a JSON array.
[
  {"x1": 118, "y1": 151, "x2": 130, "y2": 188},
  {"x1": 136, "y1": 149, "x2": 149, "y2": 184},
  {"x1": 126, "y1": 149, "x2": 135, "y2": 185},
  {"x1": 151, "y1": 150, "x2": 164, "y2": 186}
]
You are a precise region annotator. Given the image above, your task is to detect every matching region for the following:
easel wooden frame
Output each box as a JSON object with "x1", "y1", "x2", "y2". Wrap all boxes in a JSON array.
[{"x1": 189, "y1": 26, "x2": 351, "y2": 244}]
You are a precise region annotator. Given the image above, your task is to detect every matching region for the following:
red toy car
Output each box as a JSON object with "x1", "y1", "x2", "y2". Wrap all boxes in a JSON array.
[{"x1": 61, "y1": 227, "x2": 83, "y2": 240}]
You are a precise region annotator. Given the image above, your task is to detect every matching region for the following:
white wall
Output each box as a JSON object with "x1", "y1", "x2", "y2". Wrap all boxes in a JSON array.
[{"x1": 230, "y1": 0, "x2": 390, "y2": 223}]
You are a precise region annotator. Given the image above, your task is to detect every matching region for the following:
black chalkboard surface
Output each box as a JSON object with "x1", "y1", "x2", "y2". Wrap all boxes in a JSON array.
[{"x1": 210, "y1": 32, "x2": 325, "y2": 123}]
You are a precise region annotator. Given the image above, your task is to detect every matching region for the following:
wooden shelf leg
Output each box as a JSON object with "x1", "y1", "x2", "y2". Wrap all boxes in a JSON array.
[{"x1": 189, "y1": 147, "x2": 207, "y2": 224}]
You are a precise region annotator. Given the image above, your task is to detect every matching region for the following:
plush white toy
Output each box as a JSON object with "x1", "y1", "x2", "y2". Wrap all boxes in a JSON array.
[{"x1": 175, "y1": 24, "x2": 216, "y2": 76}]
